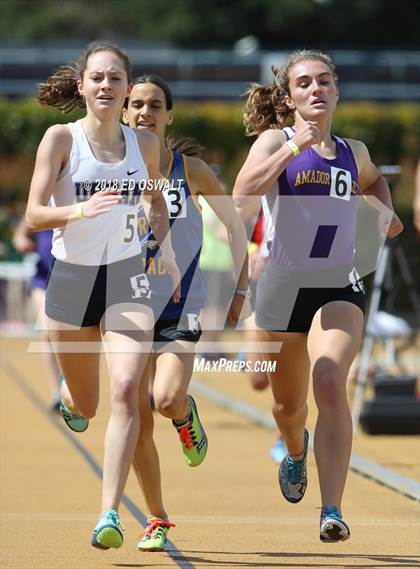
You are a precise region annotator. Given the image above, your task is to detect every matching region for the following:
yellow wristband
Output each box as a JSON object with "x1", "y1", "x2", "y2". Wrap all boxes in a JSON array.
[
  {"x1": 286, "y1": 139, "x2": 301, "y2": 157},
  {"x1": 75, "y1": 202, "x2": 84, "y2": 220},
  {"x1": 248, "y1": 242, "x2": 259, "y2": 255}
]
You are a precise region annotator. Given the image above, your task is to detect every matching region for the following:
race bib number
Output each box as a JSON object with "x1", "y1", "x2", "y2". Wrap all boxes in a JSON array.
[
  {"x1": 164, "y1": 187, "x2": 187, "y2": 218},
  {"x1": 330, "y1": 167, "x2": 352, "y2": 201}
]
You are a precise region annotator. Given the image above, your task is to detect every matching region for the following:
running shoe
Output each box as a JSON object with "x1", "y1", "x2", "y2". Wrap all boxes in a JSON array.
[
  {"x1": 91, "y1": 509, "x2": 124, "y2": 549},
  {"x1": 59, "y1": 376, "x2": 89, "y2": 433},
  {"x1": 320, "y1": 506, "x2": 350, "y2": 542},
  {"x1": 270, "y1": 437, "x2": 287, "y2": 464},
  {"x1": 172, "y1": 395, "x2": 208, "y2": 467},
  {"x1": 278, "y1": 428, "x2": 309, "y2": 503},
  {"x1": 137, "y1": 517, "x2": 175, "y2": 551}
]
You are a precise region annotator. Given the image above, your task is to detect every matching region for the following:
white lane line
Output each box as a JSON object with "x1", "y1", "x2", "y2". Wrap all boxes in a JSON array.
[
  {"x1": 190, "y1": 379, "x2": 420, "y2": 502},
  {"x1": 2, "y1": 513, "x2": 419, "y2": 526}
]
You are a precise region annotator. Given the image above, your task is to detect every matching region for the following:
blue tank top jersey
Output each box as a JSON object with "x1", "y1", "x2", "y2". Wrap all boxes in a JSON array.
[
  {"x1": 269, "y1": 127, "x2": 360, "y2": 271},
  {"x1": 139, "y1": 150, "x2": 206, "y2": 319}
]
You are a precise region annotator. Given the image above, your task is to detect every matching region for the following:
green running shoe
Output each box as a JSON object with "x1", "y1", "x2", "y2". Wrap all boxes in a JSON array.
[
  {"x1": 172, "y1": 395, "x2": 208, "y2": 467},
  {"x1": 137, "y1": 517, "x2": 175, "y2": 552},
  {"x1": 59, "y1": 376, "x2": 89, "y2": 433},
  {"x1": 91, "y1": 509, "x2": 124, "y2": 550}
]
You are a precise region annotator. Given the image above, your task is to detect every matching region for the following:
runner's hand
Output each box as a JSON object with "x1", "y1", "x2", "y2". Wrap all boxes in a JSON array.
[
  {"x1": 80, "y1": 189, "x2": 122, "y2": 218},
  {"x1": 292, "y1": 115, "x2": 321, "y2": 150},
  {"x1": 227, "y1": 294, "x2": 251, "y2": 325},
  {"x1": 160, "y1": 254, "x2": 181, "y2": 303},
  {"x1": 378, "y1": 210, "x2": 404, "y2": 238}
]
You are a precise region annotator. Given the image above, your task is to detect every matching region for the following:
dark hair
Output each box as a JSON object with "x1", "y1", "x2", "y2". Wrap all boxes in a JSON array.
[
  {"x1": 244, "y1": 49, "x2": 338, "y2": 136},
  {"x1": 37, "y1": 41, "x2": 132, "y2": 113},
  {"x1": 128, "y1": 75, "x2": 203, "y2": 158},
  {"x1": 165, "y1": 135, "x2": 204, "y2": 158},
  {"x1": 132, "y1": 74, "x2": 173, "y2": 110}
]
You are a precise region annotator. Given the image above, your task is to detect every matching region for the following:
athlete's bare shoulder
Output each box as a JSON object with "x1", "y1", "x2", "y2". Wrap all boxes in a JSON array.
[
  {"x1": 257, "y1": 128, "x2": 288, "y2": 151},
  {"x1": 36, "y1": 124, "x2": 73, "y2": 167},
  {"x1": 184, "y1": 155, "x2": 208, "y2": 176},
  {"x1": 133, "y1": 128, "x2": 159, "y2": 158},
  {"x1": 183, "y1": 155, "x2": 221, "y2": 196},
  {"x1": 344, "y1": 137, "x2": 368, "y2": 154},
  {"x1": 344, "y1": 138, "x2": 371, "y2": 172},
  {"x1": 243, "y1": 128, "x2": 288, "y2": 165},
  {"x1": 43, "y1": 123, "x2": 73, "y2": 147}
]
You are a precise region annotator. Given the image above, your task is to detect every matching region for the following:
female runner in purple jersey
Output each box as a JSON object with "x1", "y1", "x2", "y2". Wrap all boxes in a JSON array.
[
  {"x1": 233, "y1": 50, "x2": 403, "y2": 542},
  {"x1": 123, "y1": 75, "x2": 250, "y2": 551}
]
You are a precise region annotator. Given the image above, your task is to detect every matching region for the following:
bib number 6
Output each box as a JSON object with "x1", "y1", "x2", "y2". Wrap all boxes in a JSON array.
[{"x1": 330, "y1": 167, "x2": 352, "y2": 201}]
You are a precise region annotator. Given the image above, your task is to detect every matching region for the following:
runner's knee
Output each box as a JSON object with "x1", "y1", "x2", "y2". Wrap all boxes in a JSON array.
[
  {"x1": 313, "y1": 367, "x2": 346, "y2": 408},
  {"x1": 111, "y1": 376, "x2": 139, "y2": 410},
  {"x1": 155, "y1": 392, "x2": 186, "y2": 418},
  {"x1": 273, "y1": 399, "x2": 305, "y2": 419}
]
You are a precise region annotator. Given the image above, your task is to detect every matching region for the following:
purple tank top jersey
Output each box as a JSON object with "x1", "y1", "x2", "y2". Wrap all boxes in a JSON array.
[{"x1": 270, "y1": 128, "x2": 360, "y2": 271}]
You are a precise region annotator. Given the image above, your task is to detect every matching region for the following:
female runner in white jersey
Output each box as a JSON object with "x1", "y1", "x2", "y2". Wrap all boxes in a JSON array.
[
  {"x1": 25, "y1": 42, "x2": 180, "y2": 550},
  {"x1": 233, "y1": 50, "x2": 403, "y2": 542},
  {"x1": 123, "y1": 75, "x2": 250, "y2": 551}
]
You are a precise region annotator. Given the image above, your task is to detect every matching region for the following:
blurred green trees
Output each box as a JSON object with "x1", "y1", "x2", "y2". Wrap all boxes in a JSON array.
[
  {"x1": 2, "y1": 0, "x2": 420, "y2": 48},
  {"x1": 1, "y1": 97, "x2": 419, "y2": 199}
]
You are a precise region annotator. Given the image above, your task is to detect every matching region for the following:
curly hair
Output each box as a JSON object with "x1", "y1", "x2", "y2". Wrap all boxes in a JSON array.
[
  {"x1": 243, "y1": 50, "x2": 338, "y2": 137},
  {"x1": 37, "y1": 41, "x2": 132, "y2": 113}
]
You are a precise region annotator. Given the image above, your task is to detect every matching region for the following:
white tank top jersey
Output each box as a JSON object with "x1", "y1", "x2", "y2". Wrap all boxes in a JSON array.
[{"x1": 51, "y1": 120, "x2": 148, "y2": 265}]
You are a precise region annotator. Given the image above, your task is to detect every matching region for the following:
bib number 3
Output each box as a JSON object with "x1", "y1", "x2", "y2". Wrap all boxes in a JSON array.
[{"x1": 164, "y1": 188, "x2": 187, "y2": 218}]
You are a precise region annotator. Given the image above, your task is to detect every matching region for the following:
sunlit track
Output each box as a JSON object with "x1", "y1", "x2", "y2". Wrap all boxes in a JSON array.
[
  {"x1": 2, "y1": 512, "x2": 419, "y2": 526},
  {"x1": 1, "y1": 336, "x2": 419, "y2": 569},
  {"x1": 1, "y1": 355, "x2": 197, "y2": 569},
  {"x1": 190, "y1": 379, "x2": 420, "y2": 501}
]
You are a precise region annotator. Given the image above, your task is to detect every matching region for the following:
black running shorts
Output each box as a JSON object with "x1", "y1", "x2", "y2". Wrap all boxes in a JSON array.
[
  {"x1": 153, "y1": 313, "x2": 202, "y2": 349},
  {"x1": 255, "y1": 261, "x2": 366, "y2": 333},
  {"x1": 45, "y1": 255, "x2": 154, "y2": 328}
]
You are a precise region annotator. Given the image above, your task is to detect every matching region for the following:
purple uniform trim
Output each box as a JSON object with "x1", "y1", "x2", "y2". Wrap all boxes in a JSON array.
[
  {"x1": 31, "y1": 230, "x2": 53, "y2": 290},
  {"x1": 270, "y1": 130, "x2": 360, "y2": 271}
]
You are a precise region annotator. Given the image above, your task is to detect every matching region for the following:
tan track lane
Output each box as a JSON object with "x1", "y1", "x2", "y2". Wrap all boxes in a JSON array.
[{"x1": 1, "y1": 337, "x2": 419, "y2": 569}]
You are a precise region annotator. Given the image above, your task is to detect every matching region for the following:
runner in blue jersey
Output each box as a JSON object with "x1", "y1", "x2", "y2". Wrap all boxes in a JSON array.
[
  {"x1": 138, "y1": 146, "x2": 207, "y2": 326},
  {"x1": 123, "y1": 75, "x2": 250, "y2": 551},
  {"x1": 233, "y1": 50, "x2": 403, "y2": 543}
]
